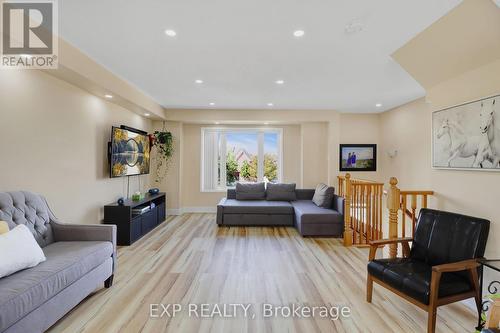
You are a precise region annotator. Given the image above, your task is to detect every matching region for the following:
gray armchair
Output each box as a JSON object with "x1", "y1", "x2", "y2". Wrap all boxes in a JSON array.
[{"x1": 0, "y1": 191, "x2": 116, "y2": 333}]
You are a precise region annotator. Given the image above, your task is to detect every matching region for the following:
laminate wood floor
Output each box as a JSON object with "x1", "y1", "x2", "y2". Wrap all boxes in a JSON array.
[{"x1": 48, "y1": 214, "x2": 478, "y2": 333}]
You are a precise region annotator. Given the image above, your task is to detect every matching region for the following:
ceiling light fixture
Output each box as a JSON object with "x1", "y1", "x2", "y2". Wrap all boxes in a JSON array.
[
  {"x1": 144, "y1": 113, "x2": 151, "y2": 117},
  {"x1": 164, "y1": 29, "x2": 177, "y2": 37},
  {"x1": 104, "y1": 94, "x2": 113, "y2": 99},
  {"x1": 267, "y1": 103, "x2": 274, "y2": 107},
  {"x1": 215, "y1": 122, "x2": 220, "y2": 125},
  {"x1": 275, "y1": 80, "x2": 284, "y2": 85},
  {"x1": 195, "y1": 79, "x2": 203, "y2": 84},
  {"x1": 264, "y1": 122, "x2": 269, "y2": 125},
  {"x1": 209, "y1": 102, "x2": 215, "y2": 106},
  {"x1": 293, "y1": 30, "x2": 305, "y2": 37},
  {"x1": 376, "y1": 103, "x2": 382, "y2": 108}
]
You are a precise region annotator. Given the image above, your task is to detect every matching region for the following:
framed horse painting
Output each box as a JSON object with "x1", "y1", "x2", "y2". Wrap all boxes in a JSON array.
[{"x1": 432, "y1": 94, "x2": 500, "y2": 170}]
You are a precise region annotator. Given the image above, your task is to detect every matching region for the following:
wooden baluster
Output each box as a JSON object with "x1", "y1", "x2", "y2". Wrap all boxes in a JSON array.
[
  {"x1": 422, "y1": 194, "x2": 428, "y2": 209},
  {"x1": 387, "y1": 177, "x2": 400, "y2": 258},
  {"x1": 367, "y1": 185, "x2": 372, "y2": 243},
  {"x1": 343, "y1": 173, "x2": 352, "y2": 246},
  {"x1": 401, "y1": 194, "x2": 407, "y2": 238},
  {"x1": 353, "y1": 184, "x2": 358, "y2": 244},
  {"x1": 356, "y1": 185, "x2": 363, "y2": 244},
  {"x1": 372, "y1": 185, "x2": 377, "y2": 240},
  {"x1": 374, "y1": 185, "x2": 378, "y2": 240},
  {"x1": 360, "y1": 184, "x2": 364, "y2": 244},
  {"x1": 363, "y1": 185, "x2": 367, "y2": 244},
  {"x1": 411, "y1": 194, "x2": 417, "y2": 238},
  {"x1": 372, "y1": 185, "x2": 376, "y2": 241},
  {"x1": 377, "y1": 185, "x2": 381, "y2": 240}
]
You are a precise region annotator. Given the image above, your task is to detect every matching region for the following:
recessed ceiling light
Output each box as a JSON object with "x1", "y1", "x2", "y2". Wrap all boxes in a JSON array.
[
  {"x1": 195, "y1": 79, "x2": 203, "y2": 84},
  {"x1": 104, "y1": 94, "x2": 113, "y2": 99},
  {"x1": 293, "y1": 30, "x2": 305, "y2": 37},
  {"x1": 209, "y1": 102, "x2": 215, "y2": 106},
  {"x1": 275, "y1": 80, "x2": 284, "y2": 85},
  {"x1": 144, "y1": 113, "x2": 150, "y2": 117},
  {"x1": 215, "y1": 122, "x2": 220, "y2": 125},
  {"x1": 264, "y1": 122, "x2": 269, "y2": 125},
  {"x1": 376, "y1": 103, "x2": 382, "y2": 108},
  {"x1": 267, "y1": 103, "x2": 274, "y2": 107},
  {"x1": 164, "y1": 29, "x2": 177, "y2": 37}
]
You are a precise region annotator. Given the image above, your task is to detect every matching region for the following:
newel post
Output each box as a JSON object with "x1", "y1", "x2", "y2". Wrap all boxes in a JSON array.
[
  {"x1": 343, "y1": 173, "x2": 353, "y2": 246},
  {"x1": 387, "y1": 177, "x2": 400, "y2": 258}
]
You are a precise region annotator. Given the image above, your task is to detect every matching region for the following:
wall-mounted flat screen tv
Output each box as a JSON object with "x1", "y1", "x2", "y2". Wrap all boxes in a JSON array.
[
  {"x1": 339, "y1": 144, "x2": 377, "y2": 172},
  {"x1": 110, "y1": 127, "x2": 150, "y2": 177}
]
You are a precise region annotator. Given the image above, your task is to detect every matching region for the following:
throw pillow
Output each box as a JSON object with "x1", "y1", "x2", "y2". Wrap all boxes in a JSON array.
[
  {"x1": 312, "y1": 183, "x2": 335, "y2": 208},
  {"x1": 266, "y1": 183, "x2": 297, "y2": 201},
  {"x1": 0, "y1": 224, "x2": 46, "y2": 278},
  {"x1": 0, "y1": 221, "x2": 8, "y2": 235},
  {"x1": 235, "y1": 182, "x2": 266, "y2": 200}
]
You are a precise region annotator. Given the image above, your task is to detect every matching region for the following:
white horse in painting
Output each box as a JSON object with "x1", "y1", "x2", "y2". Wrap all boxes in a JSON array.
[
  {"x1": 479, "y1": 99, "x2": 500, "y2": 168},
  {"x1": 436, "y1": 118, "x2": 491, "y2": 168}
]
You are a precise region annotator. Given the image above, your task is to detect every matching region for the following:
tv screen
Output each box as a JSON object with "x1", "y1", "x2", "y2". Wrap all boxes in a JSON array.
[
  {"x1": 110, "y1": 127, "x2": 150, "y2": 177},
  {"x1": 339, "y1": 144, "x2": 377, "y2": 172}
]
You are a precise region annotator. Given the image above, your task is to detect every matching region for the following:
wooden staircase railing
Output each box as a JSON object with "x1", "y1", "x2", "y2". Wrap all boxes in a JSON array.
[
  {"x1": 338, "y1": 173, "x2": 384, "y2": 247},
  {"x1": 386, "y1": 177, "x2": 434, "y2": 258}
]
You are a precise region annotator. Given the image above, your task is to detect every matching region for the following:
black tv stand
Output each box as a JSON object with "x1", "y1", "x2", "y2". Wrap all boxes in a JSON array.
[{"x1": 103, "y1": 193, "x2": 166, "y2": 245}]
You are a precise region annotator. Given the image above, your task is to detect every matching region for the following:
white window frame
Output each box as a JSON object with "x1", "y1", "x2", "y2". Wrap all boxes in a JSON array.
[{"x1": 200, "y1": 127, "x2": 283, "y2": 192}]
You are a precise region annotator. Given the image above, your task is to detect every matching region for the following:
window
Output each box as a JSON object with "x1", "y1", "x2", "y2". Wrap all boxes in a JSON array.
[{"x1": 201, "y1": 128, "x2": 282, "y2": 191}]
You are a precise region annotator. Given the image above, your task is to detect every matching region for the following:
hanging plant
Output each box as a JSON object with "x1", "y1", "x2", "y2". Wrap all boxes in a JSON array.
[{"x1": 152, "y1": 130, "x2": 174, "y2": 183}]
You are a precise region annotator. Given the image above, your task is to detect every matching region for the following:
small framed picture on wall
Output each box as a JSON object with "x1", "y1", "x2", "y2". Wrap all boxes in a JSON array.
[{"x1": 339, "y1": 144, "x2": 377, "y2": 172}]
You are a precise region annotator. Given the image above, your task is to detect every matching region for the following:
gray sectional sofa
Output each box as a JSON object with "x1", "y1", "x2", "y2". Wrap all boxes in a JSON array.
[
  {"x1": 217, "y1": 185, "x2": 345, "y2": 236},
  {"x1": 0, "y1": 191, "x2": 116, "y2": 333}
]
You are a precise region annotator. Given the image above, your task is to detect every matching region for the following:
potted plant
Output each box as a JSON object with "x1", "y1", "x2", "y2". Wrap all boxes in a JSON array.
[{"x1": 152, "y1": 130, "x2": 174, "y2": 183}]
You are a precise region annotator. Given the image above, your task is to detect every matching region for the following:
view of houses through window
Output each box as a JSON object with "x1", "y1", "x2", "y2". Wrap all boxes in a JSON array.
[{"x1": 202, "y1": 128, "x2": 281, "y2": 191}]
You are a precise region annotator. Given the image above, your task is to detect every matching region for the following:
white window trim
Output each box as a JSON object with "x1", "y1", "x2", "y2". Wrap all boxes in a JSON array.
[{"x1": 200, "y1": 127, "x2": 283, "y2": 192}]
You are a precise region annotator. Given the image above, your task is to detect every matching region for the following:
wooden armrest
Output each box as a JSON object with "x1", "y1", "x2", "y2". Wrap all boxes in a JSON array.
[
  {"x1": 432, "y1": 259, "x2": 479, "y2": 273},
  {"x1": 369, "y1": 237, "x2": 413, "y2": 246},
  {"x1": 368, "y1": 237, "x2": 413, "y2": 261}
]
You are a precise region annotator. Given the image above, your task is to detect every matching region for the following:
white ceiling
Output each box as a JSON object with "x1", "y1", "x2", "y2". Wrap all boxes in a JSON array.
[{"x1": 59, "y1": 0, "x2": 463, "y2": 113}]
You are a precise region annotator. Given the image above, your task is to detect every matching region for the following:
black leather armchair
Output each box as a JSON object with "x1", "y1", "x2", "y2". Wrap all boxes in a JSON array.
[{"x1": 366, "y1": 208, "x2": 490, "y2": 333}]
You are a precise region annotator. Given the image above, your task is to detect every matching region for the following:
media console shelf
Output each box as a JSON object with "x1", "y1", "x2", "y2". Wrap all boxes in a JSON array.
[{"x1": 104, "y1": 193, "x2": 166, "y2": 245}]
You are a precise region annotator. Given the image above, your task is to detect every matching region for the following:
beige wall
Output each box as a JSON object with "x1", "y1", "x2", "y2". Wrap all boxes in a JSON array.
[
  {"x1": 178, "y1": 123, "x2": 303, "y2": 209},
  {"x1": 301, "y1": 123, "x2": 329, "y2": 188},
  {"x1": 339, "y1": 114, "x2": 381, "y2": 181},
  {"x1": 0, "y1": 70, "x2": 152, "y2": 224},
  {"x1": 380, "y1": 69, "x2": 500, "y2": 259},
  {"x1": 156, "y1": 114, "x2": 382, "y2": 212},
  {"x1": 381, "y1": 0, "x2": 500, "y2": 258},
  {"x1": 152, "y1": 121, "x2": 183, "y2": 211}
]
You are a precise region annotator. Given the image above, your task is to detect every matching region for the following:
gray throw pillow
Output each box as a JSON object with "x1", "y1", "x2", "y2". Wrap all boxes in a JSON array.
[
  {"x1": 266, "y1": 183, "x2": 297, "y2": 201},
  {"x1": 235, "y1": 182, "x2": 266, "y2": 200},
  {"x1": 312, "y1": 183, "x2": 335, "y2": 208}
]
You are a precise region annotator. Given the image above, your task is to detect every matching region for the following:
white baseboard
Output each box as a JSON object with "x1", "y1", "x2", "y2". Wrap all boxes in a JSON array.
[
  {"x1": 167, "y1": 207, "x2": 216, "y2": 215},
  {"x1": 183, "y1": 206, "x2": 217, "y2": 213},
  {"x1": 167, "y1": 209, "x2": 182, "y2": 216}
]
